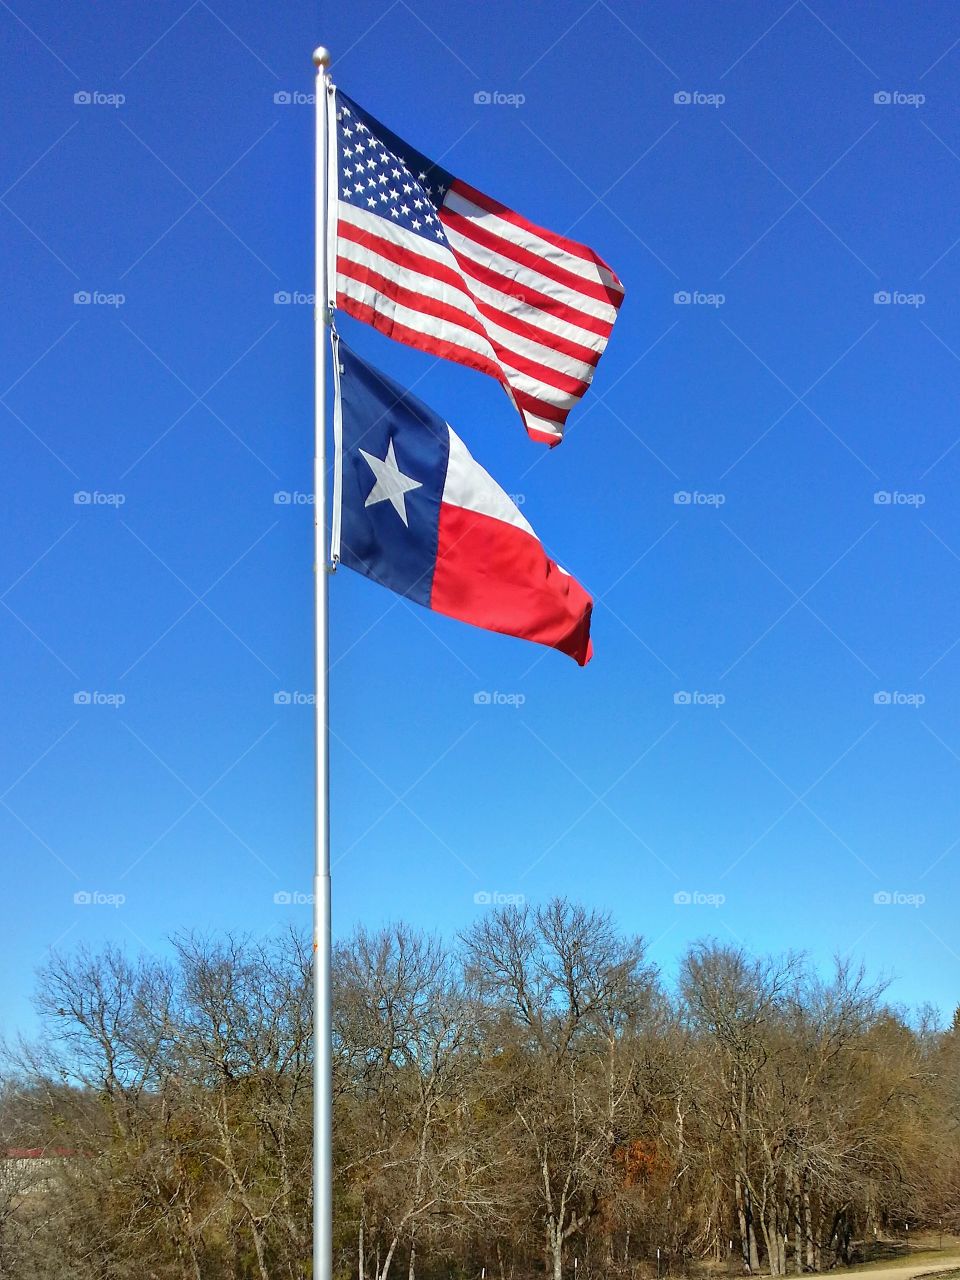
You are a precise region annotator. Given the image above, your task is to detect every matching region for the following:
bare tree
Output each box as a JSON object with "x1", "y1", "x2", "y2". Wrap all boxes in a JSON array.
[{"x1": 463, "y1": 899, "x2": 656, "y2": 1280}]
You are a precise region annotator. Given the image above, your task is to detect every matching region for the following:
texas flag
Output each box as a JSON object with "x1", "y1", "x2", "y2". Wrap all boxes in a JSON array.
[{"x1": 332, "y1": 341, "x2": 593, "y2": 665}]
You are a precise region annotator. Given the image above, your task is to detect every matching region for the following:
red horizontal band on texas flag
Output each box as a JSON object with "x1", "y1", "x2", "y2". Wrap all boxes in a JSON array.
[{"x1": 431, "y1": 504, "x2": 593, "y2": 666}]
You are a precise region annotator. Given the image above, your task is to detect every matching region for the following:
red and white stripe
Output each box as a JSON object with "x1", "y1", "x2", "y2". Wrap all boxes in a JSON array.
[{"x1": 334, "y1": 183, "x2": 624, "y2": 447}]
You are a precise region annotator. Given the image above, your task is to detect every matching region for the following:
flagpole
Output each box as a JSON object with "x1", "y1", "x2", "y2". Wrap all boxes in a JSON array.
[{"x1": 312, "y1": 42, "x2": 333, "y2": 1280}]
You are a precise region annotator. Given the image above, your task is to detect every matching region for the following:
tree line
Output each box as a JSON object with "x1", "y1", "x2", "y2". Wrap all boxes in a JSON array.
[{"x1": 1, "y1": 900, "x2": 958, "y2": 1280}]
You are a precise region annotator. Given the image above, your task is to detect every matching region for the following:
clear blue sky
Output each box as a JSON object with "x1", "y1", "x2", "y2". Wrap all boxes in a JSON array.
[{"x1": 3, "y1": 0, "x2": 960, "y2": 1039}]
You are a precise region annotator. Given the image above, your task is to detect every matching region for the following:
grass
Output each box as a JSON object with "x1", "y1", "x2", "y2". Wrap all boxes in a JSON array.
[{"x1": 844, "y1": 1247, "x2": 960, "y2": 1275}]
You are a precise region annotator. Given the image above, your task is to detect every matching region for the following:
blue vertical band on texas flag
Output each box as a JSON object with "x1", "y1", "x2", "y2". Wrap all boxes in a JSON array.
[{"x1": 334, "y1": 341, "x2": 594, "y2": 665}]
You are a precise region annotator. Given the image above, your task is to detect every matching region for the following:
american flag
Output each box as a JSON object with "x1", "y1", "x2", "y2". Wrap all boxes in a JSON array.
[{"x1": 331, "y1": 90, "x2": 625, "y2": 447}]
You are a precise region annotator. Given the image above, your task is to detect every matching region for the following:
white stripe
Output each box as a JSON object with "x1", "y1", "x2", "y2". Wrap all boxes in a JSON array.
[
  {"x1": 336, "y1": 274, "x2": 500, "y2": 367},
  {"x1": 339, "y1": 271, "x2": 568, "y2": 413},
  {"x1": 442, "y1": 426, "x2": 535, "y2": 537},
  {"x1": 342, "y1": 191, "x2": 616, "y2": 338},
  {"x1": 337, "y1": 234, "x2": 486, "y2": 337},
  {"x1": 337, "y1": 200, "x2": 594, "y2": 424},
  {"x1": 497, "y1": 357, "x2": 577, "y2": 412},
  {"x1": 444, "y1": 186, "x2": 623, "y2": 295},
  {"x1": 519, "y1": 415, "x2": 563, "y2": 442},
  {"x1": 442, "y1": 219, "x2": 620, "y2": 326},
  {"x1": 342, "y1": 232, "x2": 596, "y2": 387},
  {"x1": 462, "y1": 271, "x2": 607, "y2": 354},
  {"x1": 482, "y1": 314, "x2": 594, "y2": 387},
  {"x1": 339, "y1": 201, "x2": 458, "y2": 272},
  {"x1": 338, "y1": 213, "x2": 591, "y2": 403}
]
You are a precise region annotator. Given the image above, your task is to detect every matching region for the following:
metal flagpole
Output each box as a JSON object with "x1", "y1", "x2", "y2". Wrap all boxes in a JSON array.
[{"x1": 312, "y1": 43, "x2": 333, "y2": 1280}]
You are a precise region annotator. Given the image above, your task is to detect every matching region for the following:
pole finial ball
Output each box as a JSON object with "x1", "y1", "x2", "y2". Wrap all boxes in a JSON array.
[{"x1": 312, "y1": 46, "x2": 332, "y2": 69}]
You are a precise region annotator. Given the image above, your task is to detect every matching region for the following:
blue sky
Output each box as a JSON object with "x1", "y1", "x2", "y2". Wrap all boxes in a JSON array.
[{"x1": 3, "y1": 0, "x2": 960, "y2": 1039}]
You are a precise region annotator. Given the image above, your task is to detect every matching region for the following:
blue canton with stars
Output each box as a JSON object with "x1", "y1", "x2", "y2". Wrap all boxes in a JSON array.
[{"x1": 335, "y1": 91, "x2": 454, "y2": 245}]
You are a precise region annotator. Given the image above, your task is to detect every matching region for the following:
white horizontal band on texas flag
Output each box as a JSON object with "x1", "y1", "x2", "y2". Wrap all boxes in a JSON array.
[
  {"x1": 329, "y1": 90, "x2": 625, "y2": 447},
  {"x1": 332, "y1": 340, "x2": 593, "y2": 665}
]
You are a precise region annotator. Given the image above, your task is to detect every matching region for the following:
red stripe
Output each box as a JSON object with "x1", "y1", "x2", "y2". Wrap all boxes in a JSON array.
[
  {"x1": 431, "y1": 503, "x2": 593, "y2": 665},
  {"x1": 440, "y1": 205, "x2": 622, "y2": 308},
  {"x1": 527, "y1": 424, "x2": 563, "y2": 447},
  {"x1": 336, "y1": 294, "x2": 503, "y2": 384},
  {"x1": 492, "y1": 341, "x2": 587, "y2": 400},
  {"x1": 337, "y1": 295, "x2": 571, "y2": 444},
  {"x1": 449, "y1": 245, "x2": 615, "y2": 339},
  {"x1": 511, "y1": 387, "x2": 568, "y2": 426},
  {"x1": 338, "y1": 255, "x2": 493, "y2": 348},
  {"x1": 339, "y1": 257, "x2": 591, "y2": 402},
  {"x1": 338, "y1": 216, "x2": 473, "y2": 305},
  {"x1": 449, "y1": 178, "x2": 625, "y2": 292},
  {"x1": 340, "y1": 208, "x2": 606, "y2": 376},
  {"x1": 472, "y1": 297, "x2": 600, "y2": 369}
]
